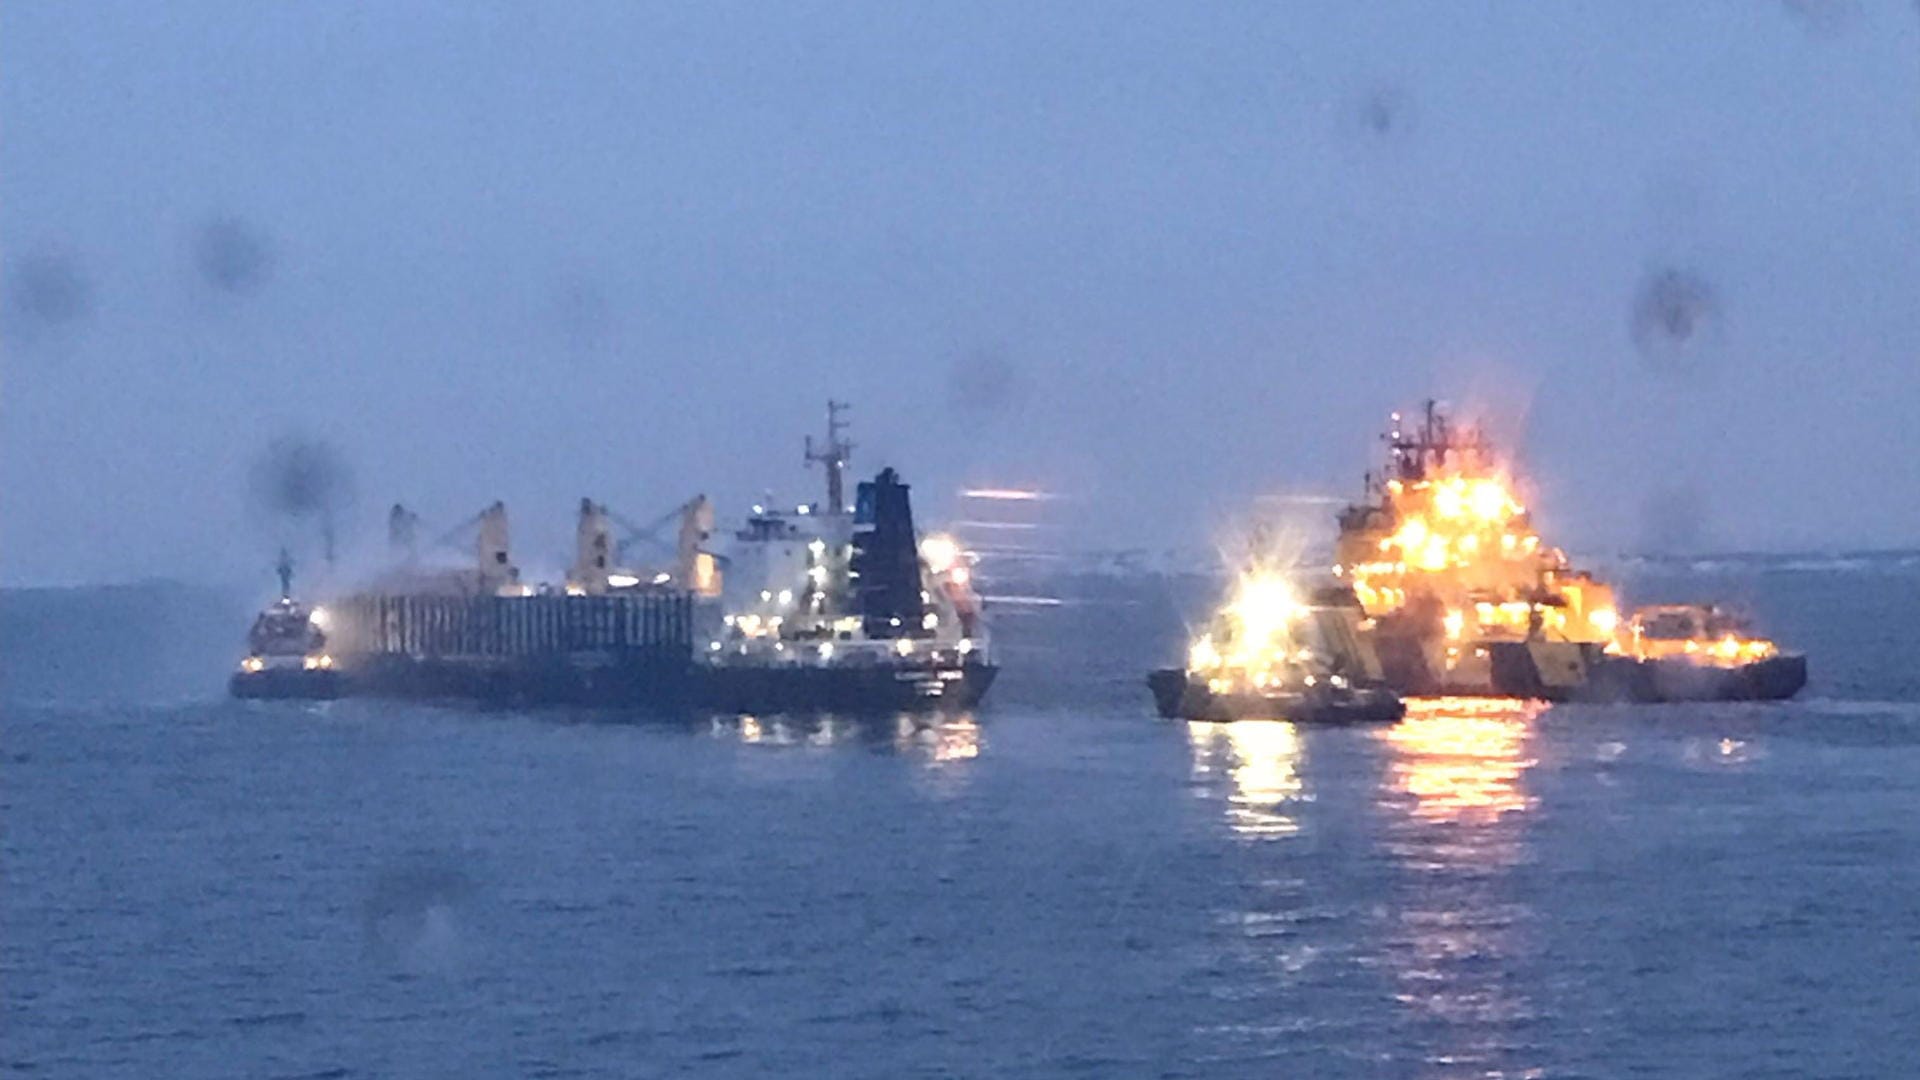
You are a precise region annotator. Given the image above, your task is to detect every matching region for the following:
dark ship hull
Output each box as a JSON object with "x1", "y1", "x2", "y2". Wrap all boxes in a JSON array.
[
  {"x1": 229, "y1": 667, "x2": 344, "y2": 701},
  {"x1": 692, "y1": 661, "x2": 997, "y2": 714},
  {"x1": 1484, "y1": 641, "x2": 1807, "y2": 703},
  {"x1": 1148, "y1": 668, "x2": 1406, "y2": 724},
  {"x1": 233, "y1": 653, "x2": 996, "y2": 714},
  {"x1": 1364, "y1": 634, "x2": 1807, "y2": 704}
]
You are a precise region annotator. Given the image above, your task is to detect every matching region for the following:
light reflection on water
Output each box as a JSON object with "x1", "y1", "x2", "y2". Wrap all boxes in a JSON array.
[
  {"x1": 707, "y1": 712, "x2": 983, "y2": 767},
  {"x1": 1186, "y1": 720, "x2": 1305, "y2": 838},
  {"x1": 1376, "y1": 697, "x2": 1546, "y2": 1077},
  {"x1": 1183, "y1": 699, "x2": 1550, "y2": 1074},
  {"x1": 1380, "y1": 697, "x2": 1546, "y2": 824},
  {"x1": 895, "y1": 712, "x2": 982, "y2": 766}
]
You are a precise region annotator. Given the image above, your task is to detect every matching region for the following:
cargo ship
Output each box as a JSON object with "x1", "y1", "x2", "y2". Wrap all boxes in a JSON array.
[
  {"x1": 1326, "y1": 401, "x2": 1805, "y2": 702},
  {"x1": 1147, "y1": 545, "x2": 1406, "y2": 723},
  {"x1": 229, "y1": 404, "x2": 996, "y2": 712}
]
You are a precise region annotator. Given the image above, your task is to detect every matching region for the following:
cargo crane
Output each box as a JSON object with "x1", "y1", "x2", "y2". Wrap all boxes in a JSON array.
[
  {"x1": 383, "y1": 500, "x2": 525, "y2": 596},
  {"x1": 600, "y1": 496, "x2": 720, "y2": 596}
]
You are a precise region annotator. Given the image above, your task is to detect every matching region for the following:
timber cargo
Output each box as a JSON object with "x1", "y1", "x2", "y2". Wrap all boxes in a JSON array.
[
  {"x1": 313, "y1": 592, "x2": 697, "y2": 705},
  {"x1": 328, "y1": 593, "x2": 694, "y2": 663}
]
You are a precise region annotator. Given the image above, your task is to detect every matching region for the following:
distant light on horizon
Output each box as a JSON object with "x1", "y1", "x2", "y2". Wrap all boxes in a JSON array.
[
  {"x1": 961, "y1": 488, "x2": 1056, "y2": 501},
  {"x1": 953, "y1": 520, "x2": 1044, "y2": 530}
]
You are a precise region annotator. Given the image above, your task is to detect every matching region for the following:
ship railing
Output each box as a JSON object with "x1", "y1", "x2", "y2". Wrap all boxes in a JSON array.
[{"x1": 705, "y1": 635, "x2": 982, "y2": 668}]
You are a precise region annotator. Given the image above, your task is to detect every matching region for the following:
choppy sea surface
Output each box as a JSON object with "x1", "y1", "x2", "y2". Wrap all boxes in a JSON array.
[{"x1": 6, "y1": 559, "x2": 1920, "y2": 1077}]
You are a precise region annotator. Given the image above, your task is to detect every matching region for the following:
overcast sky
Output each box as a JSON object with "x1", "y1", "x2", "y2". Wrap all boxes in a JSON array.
[{"x1": 5, "y1": 2, "x2": 1918, "y2": 586}]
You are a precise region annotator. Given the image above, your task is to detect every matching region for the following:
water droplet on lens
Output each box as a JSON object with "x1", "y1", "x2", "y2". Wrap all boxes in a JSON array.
[
  {"x1": 250, "y1": 435, "x2": 353, "y2": 521},
  {"x1": 1630, "y1": 266, "x2": 1720, "y2": 371},
  {"x1": 6, "y1": 250, "x2": 93, "y2": 333},
  {"x1": 194, "y1": 215, "x2": 276, "y2": 295}
]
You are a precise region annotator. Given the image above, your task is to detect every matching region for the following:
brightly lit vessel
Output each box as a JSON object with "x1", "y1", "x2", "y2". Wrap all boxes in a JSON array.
[
  {"x1": 228, "y1": 550, "x2": 342, "y2": 699},
  {"x1": 227, "y1": 404, "x2": 995, "y2": 712},
  {"x1": 1148, "y1": 553, "x2": 1405, "y2": 723},
  {"x1": 1329, "y1": 401, "x2": 1805, "y2": 702}
]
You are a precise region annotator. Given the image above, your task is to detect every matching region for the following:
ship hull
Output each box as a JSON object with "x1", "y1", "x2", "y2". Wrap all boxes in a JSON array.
[
  {"x1": 1147, "y1": 669, "x2": 1406, "y2": 724},
  {"x1": 691, "y1": 661, "x2": 997, "y2": 714},
  {"x1": 229, "y1": 668, "x2": 344, "y2": 700},
  {"x1": 1485, "y1": 642, "x2": 1807, "y2": 703},
  {"x1": 1578, "y1": 652, "x2": 1808, "y2": 704},
  {"x1": 228, "y1": 654, "x2": 997, "y2": 714}
]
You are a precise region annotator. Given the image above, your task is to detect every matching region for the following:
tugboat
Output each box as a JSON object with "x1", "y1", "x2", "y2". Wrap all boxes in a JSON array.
[
  {"x1": 228, "y1": 550, "x2": 342, "y2": 700},
  {"x1": 1329, "y1": 401, "x2": 1806, "y2": 702},
  {"x1": 1148, "y1": 548, "x2": 1405, "y2": 723},
  {"x1": 1603, "y1": 603, "x2": 1808, "y2": 701}
]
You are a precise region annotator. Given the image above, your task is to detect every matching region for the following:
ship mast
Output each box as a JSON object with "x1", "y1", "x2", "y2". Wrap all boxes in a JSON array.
[
  {"x1": 1381, "y1": 398, "x2": 1489, "y2": 485},
  {"x1": 804, "y1": 400, "x2": 854, "y2": 514}
]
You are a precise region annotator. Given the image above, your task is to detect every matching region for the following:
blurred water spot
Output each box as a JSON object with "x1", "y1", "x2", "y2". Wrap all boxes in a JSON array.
[
  {"x1": 1345, "y1": 82, "x2": 1417, "y2": 143},
  {"x1": 248, "y1": 435, "x2": 353, "y2": 523},
  {"x1": 193, "y1": 215, "x2": 276, "y2": 295},
  {"x1": 5, "y1": 250, "x2": 93, "y2": 334},
  {"x1": 362, "y1": 859, "x2": 476, "y2": 973},
  {"x1": 947, "y1": 347, "x2": 1026, "y2": 422},
  {"x1": 1361, "y1": 86, "x2": 1412, "y2": 136},
  {"x1": 1629, "y1": 266, "x2": 1720, "y2": 370}
]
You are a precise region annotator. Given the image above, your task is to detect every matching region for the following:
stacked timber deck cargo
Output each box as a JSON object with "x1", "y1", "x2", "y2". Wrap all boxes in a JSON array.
[{"x1": 327, "y1": 592, "x2": 696, "y2": 705}]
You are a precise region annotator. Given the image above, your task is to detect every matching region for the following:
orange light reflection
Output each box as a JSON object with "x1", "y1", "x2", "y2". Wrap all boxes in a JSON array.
[
  {"x1": 1188, "y1": 720, "x2": 1304, "y2": 838},
  {"x1": 1379, "y1": 697, "x2": 1545, "y2": 823}
]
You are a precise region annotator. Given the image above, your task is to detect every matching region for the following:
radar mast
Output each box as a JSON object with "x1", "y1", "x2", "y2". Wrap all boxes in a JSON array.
[{"x1": 804, "y1": 400, "x2": 854, "y2": 514}]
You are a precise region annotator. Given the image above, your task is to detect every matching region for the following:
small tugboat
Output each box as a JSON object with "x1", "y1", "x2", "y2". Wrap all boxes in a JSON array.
[
  {"x1": 1330, "y1": 400, "x2": 1806, "y2": 702},
  {"x1": 1148, "y1": 553, "x2": 1405, "y2": 724},
  {"x1": 1600, "y1": 603, "x2": 1809, "y2": 701},
  {"x1": 228, "y1": 550, "x2": 342, "y2": 700}
]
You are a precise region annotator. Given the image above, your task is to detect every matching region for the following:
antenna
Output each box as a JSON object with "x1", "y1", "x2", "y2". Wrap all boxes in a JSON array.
[{"x1": 804, "y1": 400, "x2": 854, "y2": 513}]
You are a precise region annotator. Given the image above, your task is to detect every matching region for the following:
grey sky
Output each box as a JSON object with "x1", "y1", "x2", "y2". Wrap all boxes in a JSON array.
[{"x1": 4, "y1": 2, "x2": 1918, "y2": 586}]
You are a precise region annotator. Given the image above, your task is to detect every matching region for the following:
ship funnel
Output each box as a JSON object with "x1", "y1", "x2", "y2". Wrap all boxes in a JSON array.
[{"x1": 850, "y1": 468, "x2": 923, "y2": 638}]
